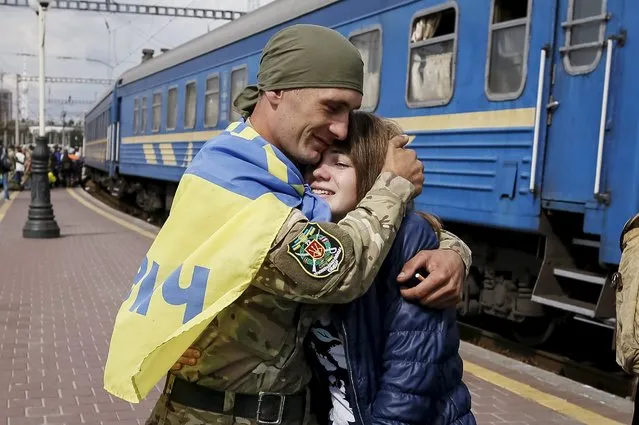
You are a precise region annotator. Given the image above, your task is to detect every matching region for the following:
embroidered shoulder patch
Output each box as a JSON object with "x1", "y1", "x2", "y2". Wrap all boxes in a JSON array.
[{"x1": 287, "y1": 223, "x2": 344, "y2": 278}]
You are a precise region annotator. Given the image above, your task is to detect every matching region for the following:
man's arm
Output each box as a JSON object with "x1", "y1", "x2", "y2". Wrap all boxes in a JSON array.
[
  {"x1": 439, "y1": 229, "x2": 471, "y2": 277},
  {"x1": 397, "y1": 229, "x2": 471, "y2": 308},
  {"x1": 254, "y1": 172, "x2": 413, "y2": 304}
]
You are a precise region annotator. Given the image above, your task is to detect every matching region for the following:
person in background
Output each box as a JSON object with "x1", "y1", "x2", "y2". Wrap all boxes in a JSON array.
[
  {"x1": 14, "y1": 146, "x2": 25, "y2": 190},
  {"x1": 0, "y1": 146, "x2": 11, "y2": 200}
]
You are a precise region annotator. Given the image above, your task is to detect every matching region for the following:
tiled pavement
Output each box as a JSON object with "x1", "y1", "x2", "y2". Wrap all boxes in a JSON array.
[
  {"x1": 0, "y1": 189, "x2": 160, "y2": 425},
  {"x1": 0, "y1": 188, "x2": 634, "y2": 424},
  {"x1": 460, "y1": 346, "x2": 634, "y2": 424}
]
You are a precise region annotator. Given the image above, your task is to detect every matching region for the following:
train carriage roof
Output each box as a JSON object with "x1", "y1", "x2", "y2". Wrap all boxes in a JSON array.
[
  {"x1": 85, "y1": 85, "x2": 114, "y2": 119},
  {"x1": 118, "y1": 0, "x2": 340, "y2": 86}
]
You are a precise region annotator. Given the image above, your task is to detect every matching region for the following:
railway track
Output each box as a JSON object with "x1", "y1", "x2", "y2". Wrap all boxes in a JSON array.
[
  {"x1": 82, "y1": 179, "x2": 636, "y2": 400},
  {"x1": 458, "y1": 321, "x2": 635, "y2": 399},
  {"x1": 84, "y1": 180, "x2": 165, "y2": 226}
]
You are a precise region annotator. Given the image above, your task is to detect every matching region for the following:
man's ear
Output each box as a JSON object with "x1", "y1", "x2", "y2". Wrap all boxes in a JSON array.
[{"x1": 263, "y1": 89, "x2": 284, "y2": 106}]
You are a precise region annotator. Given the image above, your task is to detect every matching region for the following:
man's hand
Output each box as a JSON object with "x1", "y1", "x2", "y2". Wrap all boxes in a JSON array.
[
  {"x1": 382, "y1": 135, "x2": 424, "y2": 196},
  {"x1": 397, "y1": 249, "x2": 465, "y2": 308},
  {"x1": 170, "y1": 347, "x2": 201, "y2": 372}
]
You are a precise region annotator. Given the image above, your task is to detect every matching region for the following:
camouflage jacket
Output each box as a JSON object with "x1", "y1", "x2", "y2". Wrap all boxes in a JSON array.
[{"x1": 173, "y1": 172, "x2": 472, "y2": 396}]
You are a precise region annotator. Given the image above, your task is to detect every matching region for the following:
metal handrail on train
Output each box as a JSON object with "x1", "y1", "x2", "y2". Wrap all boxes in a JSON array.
[
  {"x1": 594, "y1": 38, "x2": 613, "y2": 198},
  {"x1": 529, "y1": 48, "x2": 547, "y2": 193}
]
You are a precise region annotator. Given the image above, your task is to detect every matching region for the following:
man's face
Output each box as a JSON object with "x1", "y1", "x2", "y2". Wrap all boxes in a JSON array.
[{"x1": 271, "y1": 88, "x2": 362, "y2": 165}]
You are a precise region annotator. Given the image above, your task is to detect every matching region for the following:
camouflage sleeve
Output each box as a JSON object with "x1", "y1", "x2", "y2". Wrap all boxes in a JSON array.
[
  {"x1": 439, "y1": 229, "x2": 472, "y2": 277},
  {"x1": 254, "y1": 172, "x2": 414, "y2": 304}
]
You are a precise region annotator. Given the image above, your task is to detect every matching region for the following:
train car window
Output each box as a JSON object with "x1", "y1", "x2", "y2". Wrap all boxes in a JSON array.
[
  {"x1": 141, "y1": 97, "x2": 147, "y2": 134},
  {"x1": 133, "y1": 98, "x2": 139, "y2": 134},
  {"x1": 205, "y1": 75, "x2": 220, "y2": 128},
  {"x1": 152, "y1": 92, "x2": 162, "y2": 132},
  {"x1": 349, "y1": 28, "x2": 382, "y2": 111},
  {"x1": 485, "y1": 0, "x2": 531, "y2": 100},
  {"x1": 563, "y1": 0, "x2": 606, "y2": 74},
  {"x1": 184, "y1": 82, "x2": 197, "y2": 129},
  {"x1": 407, "y1": 5, "x2": 457, "y2": 107},
  {"x1": 167, "y1": 87, "x2": 178, "y2": 130},
  {"x1": 230, "y1": 67, "x2": 248, "y2": 122}
]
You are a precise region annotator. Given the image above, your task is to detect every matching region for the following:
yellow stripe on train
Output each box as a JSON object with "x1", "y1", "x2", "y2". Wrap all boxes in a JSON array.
[{"x1": 119, "y1": 109, "x2": 536, "y2": 145}]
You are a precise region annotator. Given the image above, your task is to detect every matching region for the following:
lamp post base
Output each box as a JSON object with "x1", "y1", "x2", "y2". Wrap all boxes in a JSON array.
[
  {"x1": 23, "y1": 218, "x2": 60, "y2": 239},
  {"x1": 23, "y1": 135, "x2": 60, "y2": 239}
]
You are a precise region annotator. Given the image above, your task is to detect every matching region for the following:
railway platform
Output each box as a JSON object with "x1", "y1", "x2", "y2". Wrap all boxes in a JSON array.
[{"x1": 0, "y1": 188, "x2": 634, "y2": 425}]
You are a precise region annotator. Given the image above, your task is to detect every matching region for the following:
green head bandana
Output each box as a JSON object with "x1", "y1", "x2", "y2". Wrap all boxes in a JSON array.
[{"x1": 233, "y1": 24, "x2": 364, "y2": 119}]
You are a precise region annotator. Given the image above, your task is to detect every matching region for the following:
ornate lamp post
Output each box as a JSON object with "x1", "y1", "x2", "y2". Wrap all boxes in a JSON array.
[{"x1": 23, "y1": 0, "x2": 60, "y2": 239}]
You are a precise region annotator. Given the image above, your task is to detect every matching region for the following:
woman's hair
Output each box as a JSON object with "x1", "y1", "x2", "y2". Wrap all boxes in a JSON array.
[{"x1": 342, "y1": 110, "x2": 443, "y2": 236}]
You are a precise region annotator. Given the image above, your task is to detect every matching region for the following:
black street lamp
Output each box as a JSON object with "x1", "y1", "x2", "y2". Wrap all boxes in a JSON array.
[{"x1": 23, "y1": 0, "x2": 60, "y2": 239}]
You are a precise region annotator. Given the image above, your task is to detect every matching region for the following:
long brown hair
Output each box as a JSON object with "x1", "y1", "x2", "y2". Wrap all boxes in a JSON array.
[{"x1": 342, "y1": 110, "x2": 443, "y2": 236}]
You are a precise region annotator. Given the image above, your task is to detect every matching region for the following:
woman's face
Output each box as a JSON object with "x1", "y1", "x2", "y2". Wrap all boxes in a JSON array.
[{"x1": 305, "y1": 147, "x2": 358, "y2": 222}]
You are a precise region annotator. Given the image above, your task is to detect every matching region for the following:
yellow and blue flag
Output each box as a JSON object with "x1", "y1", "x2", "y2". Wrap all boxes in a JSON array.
[{"x1": 103, "y1": 121, "x2": 330, "y2": 403}]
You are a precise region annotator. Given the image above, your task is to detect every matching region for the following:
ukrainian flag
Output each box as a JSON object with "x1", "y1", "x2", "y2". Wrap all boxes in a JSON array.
[{"x1": 103, "y1": 121, "x2": 330, "y2": 403}]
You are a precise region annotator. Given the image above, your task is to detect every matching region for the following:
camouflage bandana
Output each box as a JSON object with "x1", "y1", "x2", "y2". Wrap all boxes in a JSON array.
[{"x1": 233, "y1": 24, "x2": 364, "y2": 119}]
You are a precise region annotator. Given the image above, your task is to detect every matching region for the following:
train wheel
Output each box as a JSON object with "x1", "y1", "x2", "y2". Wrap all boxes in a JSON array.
[{"x1": 511, "y1": 316, "x2": 561, "y2": 346}]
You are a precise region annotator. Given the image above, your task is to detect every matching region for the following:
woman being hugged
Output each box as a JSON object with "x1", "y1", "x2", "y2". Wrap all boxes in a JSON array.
[{"x1": 305, "y1": 111, "x2": 475, "y2": 425}]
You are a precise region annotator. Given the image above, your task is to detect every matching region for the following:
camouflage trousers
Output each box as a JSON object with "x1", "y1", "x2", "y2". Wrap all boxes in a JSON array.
[{"x1": 144, "y1": 383, "x2": 317, "y2": 425}]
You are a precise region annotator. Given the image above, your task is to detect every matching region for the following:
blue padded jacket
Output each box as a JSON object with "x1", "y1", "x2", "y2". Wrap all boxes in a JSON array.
[{"x1": 309, "y1": 212, "x2": 476, "y2": 425}]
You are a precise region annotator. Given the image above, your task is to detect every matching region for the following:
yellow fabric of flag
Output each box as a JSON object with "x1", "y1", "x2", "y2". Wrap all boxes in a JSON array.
[{"x1": 103, "y1": 121, "x2": 330, "y2": 402}]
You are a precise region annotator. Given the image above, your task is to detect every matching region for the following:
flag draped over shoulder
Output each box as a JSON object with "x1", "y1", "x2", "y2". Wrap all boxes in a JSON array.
[{"x1": 103, "y1": 121, "x2": 331, "y2": 403}]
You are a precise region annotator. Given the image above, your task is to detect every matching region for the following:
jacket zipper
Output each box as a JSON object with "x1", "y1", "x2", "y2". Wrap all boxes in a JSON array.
[{"x1": 342, "y1": 322, "x2": 366, "y2": 425}]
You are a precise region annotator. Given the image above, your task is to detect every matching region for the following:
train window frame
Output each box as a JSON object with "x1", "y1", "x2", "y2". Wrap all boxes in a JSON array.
[
  {"x1": 562, "y1": 0, "x2": 607, "y2": 75},
  {"x1": 152, "y1": 90, "x2": 162, "y2": 133},
  {"x1": 166, "y1": 85, "x2": 178, "y2": 131},
  {"x1": 141, "y1": 97, "x2": 147, "y2": 134},
  {"x1": 230, "y1": 65, "x2": 248, "y2": 123},
  {"x1": 405, "y1": 2, "x2": 459, "y2": 109},
  {"x1": 184, "y1": 80, "x2": 197, "y2": 130},
  {"x1": 485, "y1": 0, "x2": 532, "y2": 101},
  {"x1": 133, "y1": 97, "x2": 139, "y2": 134},
  {"x1": 204, "y1": 73, "x2": 220, "y2": 128},
  {"x1": 348, "y1": 25, "x2": 383, "y2": 112}
]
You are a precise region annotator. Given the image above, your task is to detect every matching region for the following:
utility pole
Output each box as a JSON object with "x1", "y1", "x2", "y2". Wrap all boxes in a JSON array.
[
  {"x1": 105, "y1": 19, "x2": 113, "y2": 80},
  {"x1": 23, "y1": 0, "x2": 60, "y2": 239},
  {"x1": 61, "y1": 110, "x2": 67, "y2": 147},
  {"x1": 15, "y1": 74, "x2": 19, "y2": 146}
]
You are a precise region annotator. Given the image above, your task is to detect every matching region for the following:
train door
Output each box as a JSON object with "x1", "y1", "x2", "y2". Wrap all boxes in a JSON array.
[
  {"x1": 531, "y1": 0, "x2": 625, "y2": 323},
  {"x1": 107, "y1": 98, "x2": 121, "y2": 176},
  {"x1": 106, "y1": 110, "x2": 112, "y2": 164},
  {"x1": 541, "y1": 0, "x2": 622, "y2": 206},
  {"x1": 114, "y1": 98, "x2": 121, "y2": 164}
]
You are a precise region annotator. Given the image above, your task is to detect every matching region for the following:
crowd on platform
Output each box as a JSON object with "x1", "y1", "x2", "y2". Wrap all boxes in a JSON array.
[{"x1": 0, "y1": 143, "x2": 84, "y2": 200}]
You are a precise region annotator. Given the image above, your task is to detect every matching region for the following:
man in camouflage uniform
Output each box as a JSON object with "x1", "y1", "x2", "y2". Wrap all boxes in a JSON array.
[
  {"x1": 615, "y1": 213, "x2": 639, "y2": 425},
  {"x1": 145, "y1": 24, "x2": 471, "y2": 425}
]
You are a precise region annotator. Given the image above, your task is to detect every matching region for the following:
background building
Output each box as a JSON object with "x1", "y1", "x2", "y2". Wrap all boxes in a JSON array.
[{"x1": 0, "y1": 88, "x2": 12, "y2": 124}]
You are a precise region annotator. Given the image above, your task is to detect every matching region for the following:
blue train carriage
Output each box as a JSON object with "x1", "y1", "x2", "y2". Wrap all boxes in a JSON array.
[
  {"x1": 84, "y1": 0, "x2": 639, "y2": 340},
  {"x1": 84, "y1": 87, "x2": 116, "y2": 178},
  {"x1": 386, "y1": 0, "x2": 638, "y2": 340}
]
